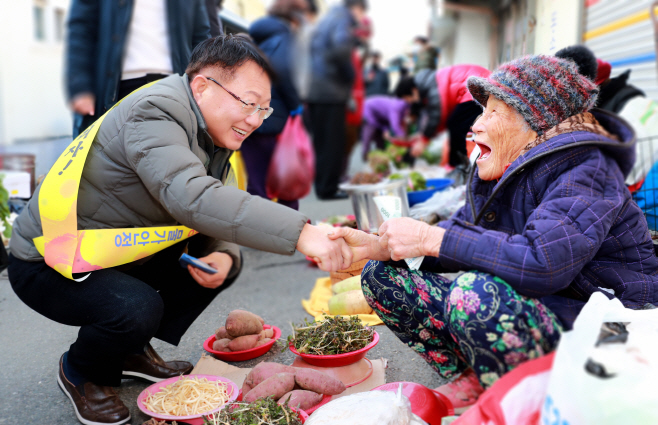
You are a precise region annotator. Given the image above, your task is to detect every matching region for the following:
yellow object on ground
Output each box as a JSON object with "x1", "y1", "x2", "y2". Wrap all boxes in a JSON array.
[{"x1": 302, "y1": 277, "x2": 383, "y2": 326}]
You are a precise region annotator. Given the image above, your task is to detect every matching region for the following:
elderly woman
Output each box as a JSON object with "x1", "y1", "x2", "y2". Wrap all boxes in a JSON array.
[{"x1": 331, "y1": 55, "x2": 658, "y2": 411}]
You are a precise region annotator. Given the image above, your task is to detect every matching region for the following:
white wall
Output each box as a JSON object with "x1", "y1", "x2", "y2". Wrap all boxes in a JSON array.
[
  {"x1": 533, "y1": 0, "x2": 584, "y2": 55},
  {"x1": 441, "y1": 10, "x2": 492, "y2": 68},
  {"x1": 0, "y1": 0, "x2": 72, "y2": 145}
]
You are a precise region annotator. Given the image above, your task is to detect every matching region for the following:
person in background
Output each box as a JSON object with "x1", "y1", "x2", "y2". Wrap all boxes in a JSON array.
[
  {"x1": 66, "y1": 0, "x2": 211, "y2": 137},
  {"x1": 343, "y1": 16, "x2": 371, "y2": 182},
  {"x1": 243, "y1": 0, "x2": 309, "y2": 211},
  {"x1": 364, "y1": 51, "x2": 390, "y2": 97},
  {"x1": 306, "y1": 0, "x2": 367, "y2": 200},
  {"x1": 413, "y1": 35, "x2": 439, "y2": 72},
  {"x1": 361, "y1": 77, "x2": 419, "y2": 159},
  {"x1": 412, "y1": 64, "x2": 491, "y2": 174},
  {"x1": 206, "y1": 0, "x2": 224, "y2": 36}
]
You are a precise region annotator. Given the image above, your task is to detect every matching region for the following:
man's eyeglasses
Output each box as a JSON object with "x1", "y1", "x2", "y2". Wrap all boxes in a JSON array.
[{"x1": 205, "y1": 76, "x2": 273, "y2": 120}]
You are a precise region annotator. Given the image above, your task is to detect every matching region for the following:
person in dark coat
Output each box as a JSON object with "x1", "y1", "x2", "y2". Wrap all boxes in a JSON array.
[
  {"x1": 66, "y1": 0, "x2": 211, "y2": 137},
  {"x1": 364, "y1": 51, "x2": 390, "y2": 97},
  {"x1": 306, "y1": 0, "x2": 367, "y2": 199},
  {"x1": 244, "y1": 0, "x2": 309, "y2": 210},
  {"x1": 331, "y1": 55, "x2": 658, "y2": 411}
]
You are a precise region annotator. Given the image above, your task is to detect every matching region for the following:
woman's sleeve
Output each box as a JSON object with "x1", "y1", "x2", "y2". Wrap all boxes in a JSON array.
[
  {"x1": 122, "y1": 95, "x2": 309, "y2": 256},
  {"x1": 438, "y1": 162, "x2": 625, "y2": 298}
]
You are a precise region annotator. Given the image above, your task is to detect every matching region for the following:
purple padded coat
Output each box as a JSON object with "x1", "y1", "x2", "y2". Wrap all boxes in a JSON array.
[{"x1": 425, "y1": 109, "x2": 658, "y2": 329}]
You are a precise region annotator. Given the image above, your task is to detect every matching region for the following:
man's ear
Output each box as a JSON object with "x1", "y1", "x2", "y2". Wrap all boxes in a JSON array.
[{"x1": 189, "y1": 75, "x2": 208, "y2": 103}]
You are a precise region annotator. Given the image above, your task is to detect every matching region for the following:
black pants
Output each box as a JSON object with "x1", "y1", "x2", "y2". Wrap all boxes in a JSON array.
[
  {"x1": 307, "y1": 103, "x2": 347, "y2": 198},
  {"x1": 8, "y1": 239, "x2": 237, "y2": 386},
  {"x1": 446, "y1": 100, "x2": 483, "y2": 167},
  {"x1": 73, "y1": 73, "x2": 169, "y2": 137}
]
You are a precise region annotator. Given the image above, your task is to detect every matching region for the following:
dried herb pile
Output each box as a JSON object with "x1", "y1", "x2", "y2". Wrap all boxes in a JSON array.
[
  {"x1": 288, "y1": 316, "x2": 374, "y2": 355},
  {"x1": 203, "y1": 398, "x2": 302, "y2": 425}
]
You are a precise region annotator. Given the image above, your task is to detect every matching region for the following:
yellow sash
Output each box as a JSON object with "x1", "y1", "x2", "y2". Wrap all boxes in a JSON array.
[{"x1": 34, "y1": 82, "x2": 242, "y2": 279}]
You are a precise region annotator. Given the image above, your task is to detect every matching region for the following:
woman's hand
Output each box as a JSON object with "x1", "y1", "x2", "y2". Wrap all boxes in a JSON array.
[
  {"x1": 328, "y1": 227, "x2": 391, "y2": 262},
  {"x1": 296, "y1": 224, "x2": 353, "y2": 272},
  {"x1": 378, "y1": 217, "x2": 445, "y2": 261},
  {"x1": 188, "y1": 252, "x2": 233, "y2": 289},
  {"x1": 410, "y1": 138, "x2": 428, "y2": 157}
]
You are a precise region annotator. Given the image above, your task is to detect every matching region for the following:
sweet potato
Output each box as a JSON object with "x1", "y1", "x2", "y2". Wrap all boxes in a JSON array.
[
  {"x1": 225, "y1": 310, "x2": 264, "y2": 337},
  {"x1": 243, "y1": 373, "x2": 296, "y2": 403},
  {"x1": 242, "y1": 381, "x2": 253, "y2": 397},
  {"x1": 215, "y1": 326, "x2": 233, "y2": 340},
  {"x1": 255, "y1": 338, "x2": 272, "y2": 347},
  {"x1": 227, "y1": 334, "x2": 260, "y2": 351},
  {"x1": 245, "y1": 362, "x2": 297, "y2": 388},
  {"x1": 278, "y1": 390, "x2": 323, "y2": 410},
  {"x1": 294, "y1": 368, "x2": 346, "y2": 395},
  {"x1": 259, "y1": 328, "x2": 274, "y2": 340},
  {"x1": 212, "y1": 338, "x2": 232, "y2": 352}
]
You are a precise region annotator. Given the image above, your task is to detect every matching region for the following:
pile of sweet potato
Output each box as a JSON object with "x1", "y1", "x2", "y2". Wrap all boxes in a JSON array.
[
  {"x1": 242, "y1": 362, "x2": 346, "y2": 411},
  {"x1": 213, "y1": 310, "x2": 274, "y2": 352}
]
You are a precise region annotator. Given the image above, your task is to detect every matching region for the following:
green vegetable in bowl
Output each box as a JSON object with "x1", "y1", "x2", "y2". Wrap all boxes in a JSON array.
[
  {"x1": 288, "y1": 316, "x2": 374, "y2": 355},
  {"x1": 204, "y1": 397, "x2": 303, "y2": 425},
  {"x1": 389, "y1": 171, "x2": 427, "y2": 192}
]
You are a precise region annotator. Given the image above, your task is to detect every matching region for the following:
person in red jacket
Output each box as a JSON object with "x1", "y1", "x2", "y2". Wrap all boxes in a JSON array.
[{"x1": 412, "y1": 65, "x2": 491, "y2": 171}]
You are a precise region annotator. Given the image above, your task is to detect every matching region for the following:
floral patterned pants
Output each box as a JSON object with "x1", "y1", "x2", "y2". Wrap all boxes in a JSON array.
[{"x1": 361, "y1": 260, "x2": 564, "y2": 388}]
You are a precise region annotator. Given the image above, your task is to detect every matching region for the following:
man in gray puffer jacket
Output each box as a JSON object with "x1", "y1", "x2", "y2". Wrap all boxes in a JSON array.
[{"x1": 8, "y1": 35, "x2": 352, "y2": 425}]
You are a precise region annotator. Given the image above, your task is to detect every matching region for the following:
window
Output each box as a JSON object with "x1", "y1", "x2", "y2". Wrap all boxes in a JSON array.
[
  {"x1": 33, "y1": 3, "x2": 46, "y2": 41},
  {"x1": 54, "y1": 8, "x2": 65, "y2": 41}
]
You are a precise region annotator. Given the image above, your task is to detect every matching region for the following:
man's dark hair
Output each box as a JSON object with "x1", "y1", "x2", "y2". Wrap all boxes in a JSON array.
[
  {"x1": 394, "y1": 77, "x2": 417, "y2": 98},
  {"x1": 555, "y1": 45, "x2": 598, "y2": 81},
  {"x1": 414, "y1": 36, "x2": 429, "y2": 45},
  {"x1": 186, "y1": 34, "x2": 276, "y2": 82},
  {"x1": 344, "y1": 0, "x2": 367, "y2": 10}
]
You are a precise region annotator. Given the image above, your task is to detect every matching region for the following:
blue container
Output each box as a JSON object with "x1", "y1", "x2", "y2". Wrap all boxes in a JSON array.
[{"x1": 407, "y1": 178, "x2": 454, "y2": 206}]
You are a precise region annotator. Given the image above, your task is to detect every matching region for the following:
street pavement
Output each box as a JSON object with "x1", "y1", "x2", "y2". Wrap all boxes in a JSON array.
[{"x1": 0, "y1": 190, "x2": 446, "y2": 425}]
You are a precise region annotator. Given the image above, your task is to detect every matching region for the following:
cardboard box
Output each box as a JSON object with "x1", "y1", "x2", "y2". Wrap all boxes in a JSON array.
[{"x1": 191, "y1": 354, "x2": 387, "y2": 399}]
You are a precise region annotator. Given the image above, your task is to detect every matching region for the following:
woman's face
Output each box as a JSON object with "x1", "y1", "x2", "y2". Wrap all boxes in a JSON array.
[
  {"x1": 191, "y1": 61, "x2": 272, "y2": 150},
  {"x1": 471, "y1": 95, "x2": 537, "y2": 181}
]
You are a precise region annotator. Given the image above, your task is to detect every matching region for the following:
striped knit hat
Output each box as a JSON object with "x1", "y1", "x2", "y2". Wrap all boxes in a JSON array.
[{"x1": 467, "y1": 55, "x2": 599, "y2": 135}]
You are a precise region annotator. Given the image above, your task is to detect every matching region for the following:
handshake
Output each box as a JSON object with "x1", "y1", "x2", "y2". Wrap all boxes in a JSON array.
[{"x1": 296, "y1": 218, "x2": 446, "y2": 272}]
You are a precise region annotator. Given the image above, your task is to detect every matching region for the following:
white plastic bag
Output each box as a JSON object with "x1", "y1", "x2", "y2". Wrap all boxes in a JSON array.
[
  {"x1": 306, "y1": 384, "x2": 427, "y2": 425},
  {"x1": 541, "y1": 292, "x2": 658, "y2": 425}
]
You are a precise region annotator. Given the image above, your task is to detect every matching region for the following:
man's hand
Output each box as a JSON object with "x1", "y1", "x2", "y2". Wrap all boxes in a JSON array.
[
  {"x1": 296, "y1": 224, "x2": 353, "y2": 272},
  {"x1": 328, "y1": 227, "x2": 390, "y2": 262},
  {"x1": 378, "y1": 217, "x2": 444, "y2": 261},
  {"x1": 188, "y1": 252, "x2": 233, "y2": 289},
  {"x1": 71, "y1": 93, "x2": 95, "y2": 116}
]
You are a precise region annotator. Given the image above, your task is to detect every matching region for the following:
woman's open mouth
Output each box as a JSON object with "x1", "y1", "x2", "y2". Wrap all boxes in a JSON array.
[{"x1": 476, "y1": 142, "x2": 492, "y2": 161}]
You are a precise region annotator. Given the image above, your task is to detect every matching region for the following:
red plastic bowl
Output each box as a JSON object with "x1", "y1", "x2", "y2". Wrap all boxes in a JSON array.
[
  {"x1": 371, "y1": 382, "x2": 454, "y2": 425},
  {"x1": 137, "y1": 374, "x2": 238, "y2": 425},
  {"x1": 235, "y1": 391, "x2": 309, "y2": 423},
  {"x1": 204, "y1": 324, "x2": 281, "y2": 362},
  {"x1": 288, "y1": 330, "x2": 379, "y2": 367}
]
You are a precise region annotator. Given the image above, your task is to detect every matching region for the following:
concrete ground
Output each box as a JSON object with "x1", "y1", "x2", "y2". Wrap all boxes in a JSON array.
[{"x1": 0, "y1": 190, "x2": 446, "y2": 425}]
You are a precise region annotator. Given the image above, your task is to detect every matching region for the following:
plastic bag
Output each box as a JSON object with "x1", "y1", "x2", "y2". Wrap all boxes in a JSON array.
[
  {"x1": 266, "y1": 114, "x2": 315, "y2": 201},
  {"x1": 453, "y1": 353, "x2": 554, "y2": 425},
  {"x1": 409, "y1": 185, "x2": 466, "y2": 222},
  {"x1": 306, "y1": 384, "x2": 427, "y2": 425},
  {"x1": 540, "y1": 292, "x2": 658, "y2": 425}
]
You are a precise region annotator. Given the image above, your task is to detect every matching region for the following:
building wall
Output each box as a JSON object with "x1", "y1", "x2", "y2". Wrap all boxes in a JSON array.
[
  {"x1": 223, "y1": 0, "x2": 266, "y2": 22},
  {"x1": 0, "y1": 0, "x2": 72, "y2": 145},
  {"x1": 533, "y1": 0, "x2": 584, "y2": 55},
  {"x1": 436, "y1": 8, "x2": 494, "y2": 69}
]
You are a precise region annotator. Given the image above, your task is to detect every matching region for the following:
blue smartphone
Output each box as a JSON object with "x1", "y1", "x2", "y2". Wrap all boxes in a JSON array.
[{"x1": 179, "y1": 253, "x2": 218, "y2": 274}]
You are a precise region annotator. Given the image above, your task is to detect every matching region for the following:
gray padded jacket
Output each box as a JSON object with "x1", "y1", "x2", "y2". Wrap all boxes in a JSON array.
[{"x1": 10, "y1": 74, "x2": 308, "y2": 276}]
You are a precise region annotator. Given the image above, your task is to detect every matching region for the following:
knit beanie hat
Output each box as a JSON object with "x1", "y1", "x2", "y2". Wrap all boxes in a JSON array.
[{"x1": 467, "y1": 55, "x2": 599, "y2": 135}]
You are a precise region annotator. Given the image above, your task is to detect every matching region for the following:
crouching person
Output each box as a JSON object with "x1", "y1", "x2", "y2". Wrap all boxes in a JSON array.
[
  {"x1": 8, "y1": 35, "x2": 351, "y2": 425},
  {"x1": 331, "y1": 55, "x2": 658, "y2": 412}
]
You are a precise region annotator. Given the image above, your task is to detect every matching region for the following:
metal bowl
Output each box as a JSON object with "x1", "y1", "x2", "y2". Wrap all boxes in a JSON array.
[{"x1": 339, "y1": 179, "x2": 410, "y2": 234}]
